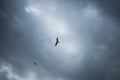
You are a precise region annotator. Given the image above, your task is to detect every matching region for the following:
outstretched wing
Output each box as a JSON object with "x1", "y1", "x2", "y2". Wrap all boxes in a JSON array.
[
  {"x1": 56, "y1": 37, "x2": 59, "y2": 42},
  {"x1": 55, "y1": 37, "x2": 59, "y2": 46}
]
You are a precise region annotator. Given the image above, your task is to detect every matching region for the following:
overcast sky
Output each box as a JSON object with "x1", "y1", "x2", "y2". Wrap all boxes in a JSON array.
[{"x1": 0, "y1": 0, "x2": 120, "y2": 80}]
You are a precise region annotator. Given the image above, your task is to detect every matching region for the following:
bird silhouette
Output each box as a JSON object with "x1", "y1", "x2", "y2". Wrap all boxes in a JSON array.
[
  {"x1": 55, "y1": 37, "x2": 59, "y2": 46},
  {"x1": 33, "y1": 61, "x2": 38, "y2": 65}
]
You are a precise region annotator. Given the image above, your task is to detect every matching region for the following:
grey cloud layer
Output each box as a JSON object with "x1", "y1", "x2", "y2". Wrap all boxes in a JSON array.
[{"x1": 0, "y1": 0, "x2": 120, "y2": 80}]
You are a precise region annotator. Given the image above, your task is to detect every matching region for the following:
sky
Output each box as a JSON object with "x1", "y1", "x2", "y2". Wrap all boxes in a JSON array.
[{"x1": 0, "y1": 0, "x2": 120, "y2": 80}]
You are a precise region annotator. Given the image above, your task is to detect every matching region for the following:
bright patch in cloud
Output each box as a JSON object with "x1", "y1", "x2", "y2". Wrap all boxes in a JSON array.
[
  {"x1": 83, "y1": 4, "x2": 99, "y2": 18},
  {"x1": 25, "y1": 0, "x2": 85, "y2": 70},
  {"x1": 25, "y1": 5, "x2": 42, "y2": 16},
  {"x1": 0, "y1": 65, "x2": 37, "y2": 80}
]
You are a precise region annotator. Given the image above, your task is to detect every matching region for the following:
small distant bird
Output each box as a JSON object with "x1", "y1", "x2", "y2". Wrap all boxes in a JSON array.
[
  {"x1": 33, "y1": 61, "x2": 38, "y2": 65},
  {"x1": 55, "y1": 37, "x2": 59, "y2": 46}
]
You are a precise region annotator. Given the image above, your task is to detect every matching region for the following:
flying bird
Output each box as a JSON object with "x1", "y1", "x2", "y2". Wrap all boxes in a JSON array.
[
  {"x1": 33, "y1": 61, "x2": 38, "y2": 65},
  {"x1": 55, "y1": 37, "x2": 59, "y2": 46}
]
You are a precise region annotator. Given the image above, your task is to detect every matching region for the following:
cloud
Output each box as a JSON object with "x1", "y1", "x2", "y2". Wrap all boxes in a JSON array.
[
  {"x1": 23, "y1": 1, "x2": 88, "y2": 79},
  {"x1": 93, "y1": 0, "x2": 120, "y2": 19},
  {"x1": 1, "y1": 0, "x2": 120, "y2": 80},
  {"x1": 83, "y1": 4, "x2": 99, "y2": 18},
  {"x1": 0, "y1": 63, "x2": 69, "y2": 80},
  {"x1": 0, "y1": 64, "x2": 37, "y2": 80}
]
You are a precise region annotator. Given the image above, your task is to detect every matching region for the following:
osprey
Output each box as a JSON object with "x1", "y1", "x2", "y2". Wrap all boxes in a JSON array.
[{"x1": 55, "y1": 37, "x2": 59, "y2": 46}]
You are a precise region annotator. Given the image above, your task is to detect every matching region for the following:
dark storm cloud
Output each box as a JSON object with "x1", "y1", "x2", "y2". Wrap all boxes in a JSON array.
[
  {"x1": 54, "y1": 0, "x2": 120, "y2": 80},
  {"x1": 0, "y1": 0, "x2": 58, "y2": 79},
  {"x1": 0, "y1": 0, "x2": 44, "y2": 74},
  {"x1": 91, "y1": 0, "x2": 120, "y2": 80},
  {"x1": 1, "y1": 0, "x2": 120, "y2": 80},
  {"x1": 0, "y1": 73, "x2": 9, "y2": 80},
  {"x1": 94, "y1": 0, "x2": 120, "y2": 20}
]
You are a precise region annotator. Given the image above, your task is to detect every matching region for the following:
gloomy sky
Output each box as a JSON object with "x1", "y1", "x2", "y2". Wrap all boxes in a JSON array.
[{"x1": 0, "y1": 0, "x2": 120, "y2": 80}]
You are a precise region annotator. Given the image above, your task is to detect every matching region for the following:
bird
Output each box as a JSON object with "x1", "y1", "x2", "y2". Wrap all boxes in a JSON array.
[
  {"x1": 55, "y1": 37, "x2": 59, "y2": 46},
  {"x1": 33, "y1": 61, "x2": 38, "y2": 65}
]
